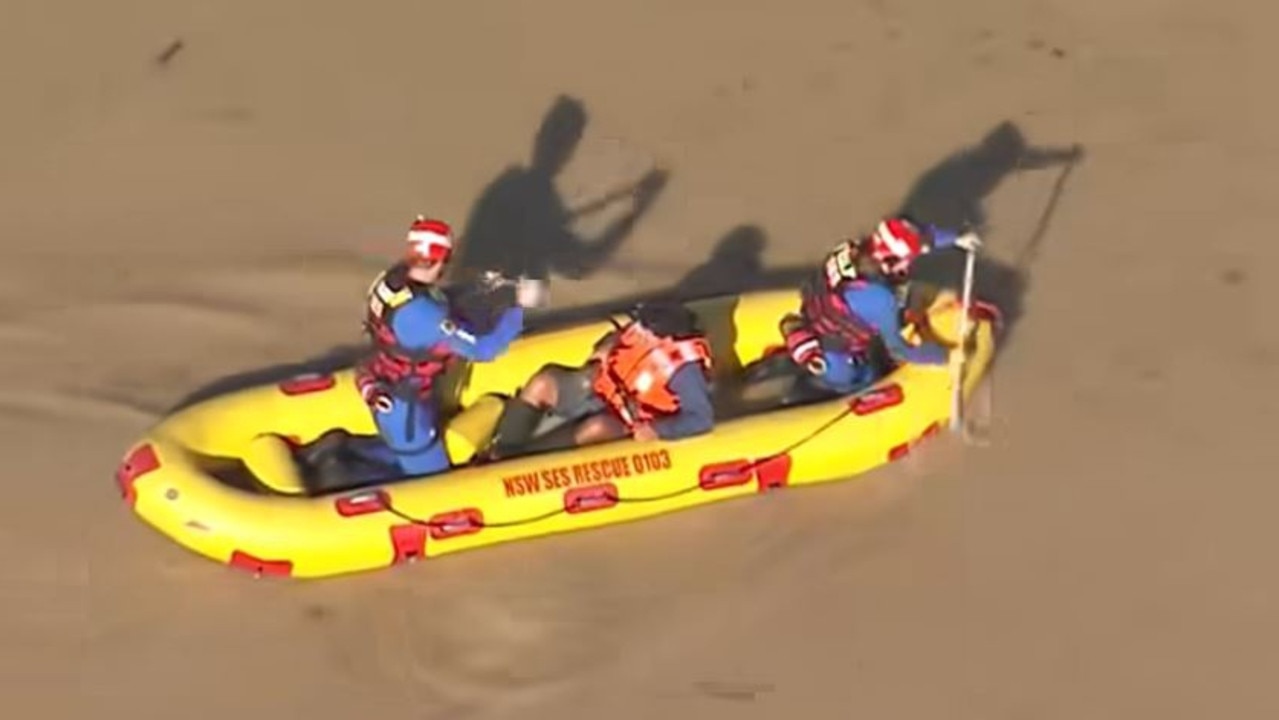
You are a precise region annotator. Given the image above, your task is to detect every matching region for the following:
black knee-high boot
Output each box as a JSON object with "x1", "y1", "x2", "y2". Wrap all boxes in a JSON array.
[{"x1": 486, "y1": 397, "x2": 545, "y2": 458}]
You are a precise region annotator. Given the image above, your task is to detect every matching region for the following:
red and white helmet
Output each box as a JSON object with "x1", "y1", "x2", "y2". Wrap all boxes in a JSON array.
[
  {"x1": 868, "y1": 217, "x2": 929, "y2": 278},
  {"x1": 405, "y1": 215, "x2": 453, "y2": 265}
]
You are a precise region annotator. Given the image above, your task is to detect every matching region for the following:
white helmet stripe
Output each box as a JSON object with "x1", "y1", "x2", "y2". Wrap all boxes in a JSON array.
[
  {"x1": 407, "y1": 229, "x2": 451, "y2": 247},
  {"x1": 875, "y1": 222, "x2": 913, "y2": 257}
]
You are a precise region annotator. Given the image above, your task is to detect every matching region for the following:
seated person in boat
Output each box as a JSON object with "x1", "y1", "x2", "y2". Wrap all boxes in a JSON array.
[
  {"x1": 482, "y1": 300, "x2": 715, "y2": 460},
  {"x1": 344, "y1": 215, "x2": 545, "y2": 480},
  {"x1": 781, "y1": 216, "x2": 986, "y2": 395}
]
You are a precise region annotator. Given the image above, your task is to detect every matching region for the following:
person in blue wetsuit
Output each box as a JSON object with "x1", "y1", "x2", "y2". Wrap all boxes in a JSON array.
[
  {"x1": 350, "y1": 215, "x2": 546, "y2": 479},
  {"x1": 781, "y1": 216, "x2": 983, "y2": 395}
]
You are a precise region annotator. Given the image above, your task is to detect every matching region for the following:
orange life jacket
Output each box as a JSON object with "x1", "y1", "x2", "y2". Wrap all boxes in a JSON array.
[{"x1": 591, "y1": 323, "x2": 713, "y2": 427}]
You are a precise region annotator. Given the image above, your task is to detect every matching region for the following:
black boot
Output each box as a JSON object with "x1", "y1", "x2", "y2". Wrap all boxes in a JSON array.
[
  {"x1": 298, "y1": 430, "x2": 354, "y2": 494},
  {"x1": 482, "y1": 397, "x2": 546, "y2": 461}
]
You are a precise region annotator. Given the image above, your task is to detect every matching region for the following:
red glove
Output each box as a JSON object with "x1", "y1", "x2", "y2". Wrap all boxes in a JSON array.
[
  {"x1": 356, "y1": 376, "x2": 393, "y2": 413},
  {"x1": 969, "y1": 300, "x2": 1003, "y2": 329},
  {"x1": 902, "y1": 307, "x2": 931, "y2": 331},
  {"x1": 784, "y1": 325, "x2": 826, "y2": 374}
]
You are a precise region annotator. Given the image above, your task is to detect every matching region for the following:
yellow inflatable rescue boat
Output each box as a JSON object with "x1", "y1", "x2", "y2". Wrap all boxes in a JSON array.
[{"x1": 114, "y1": 288, "x2": 997, "y2": 579}]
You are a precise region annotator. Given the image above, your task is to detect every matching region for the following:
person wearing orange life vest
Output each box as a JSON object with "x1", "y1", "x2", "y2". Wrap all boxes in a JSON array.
[
  {"x1": 346, "y1": 215, "x2": 546, "y2": 480},
  {"x1": 482, "y1": 301, "x2": 715, "y2": 460},
  {"x1": 780, "y1": 215, "x2": 989, "y2": 396}
]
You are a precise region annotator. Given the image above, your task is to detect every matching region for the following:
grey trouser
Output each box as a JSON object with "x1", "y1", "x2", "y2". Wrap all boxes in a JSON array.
[{"x1": 540, "y1": 363, "x2": 608, "y2": 420}]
